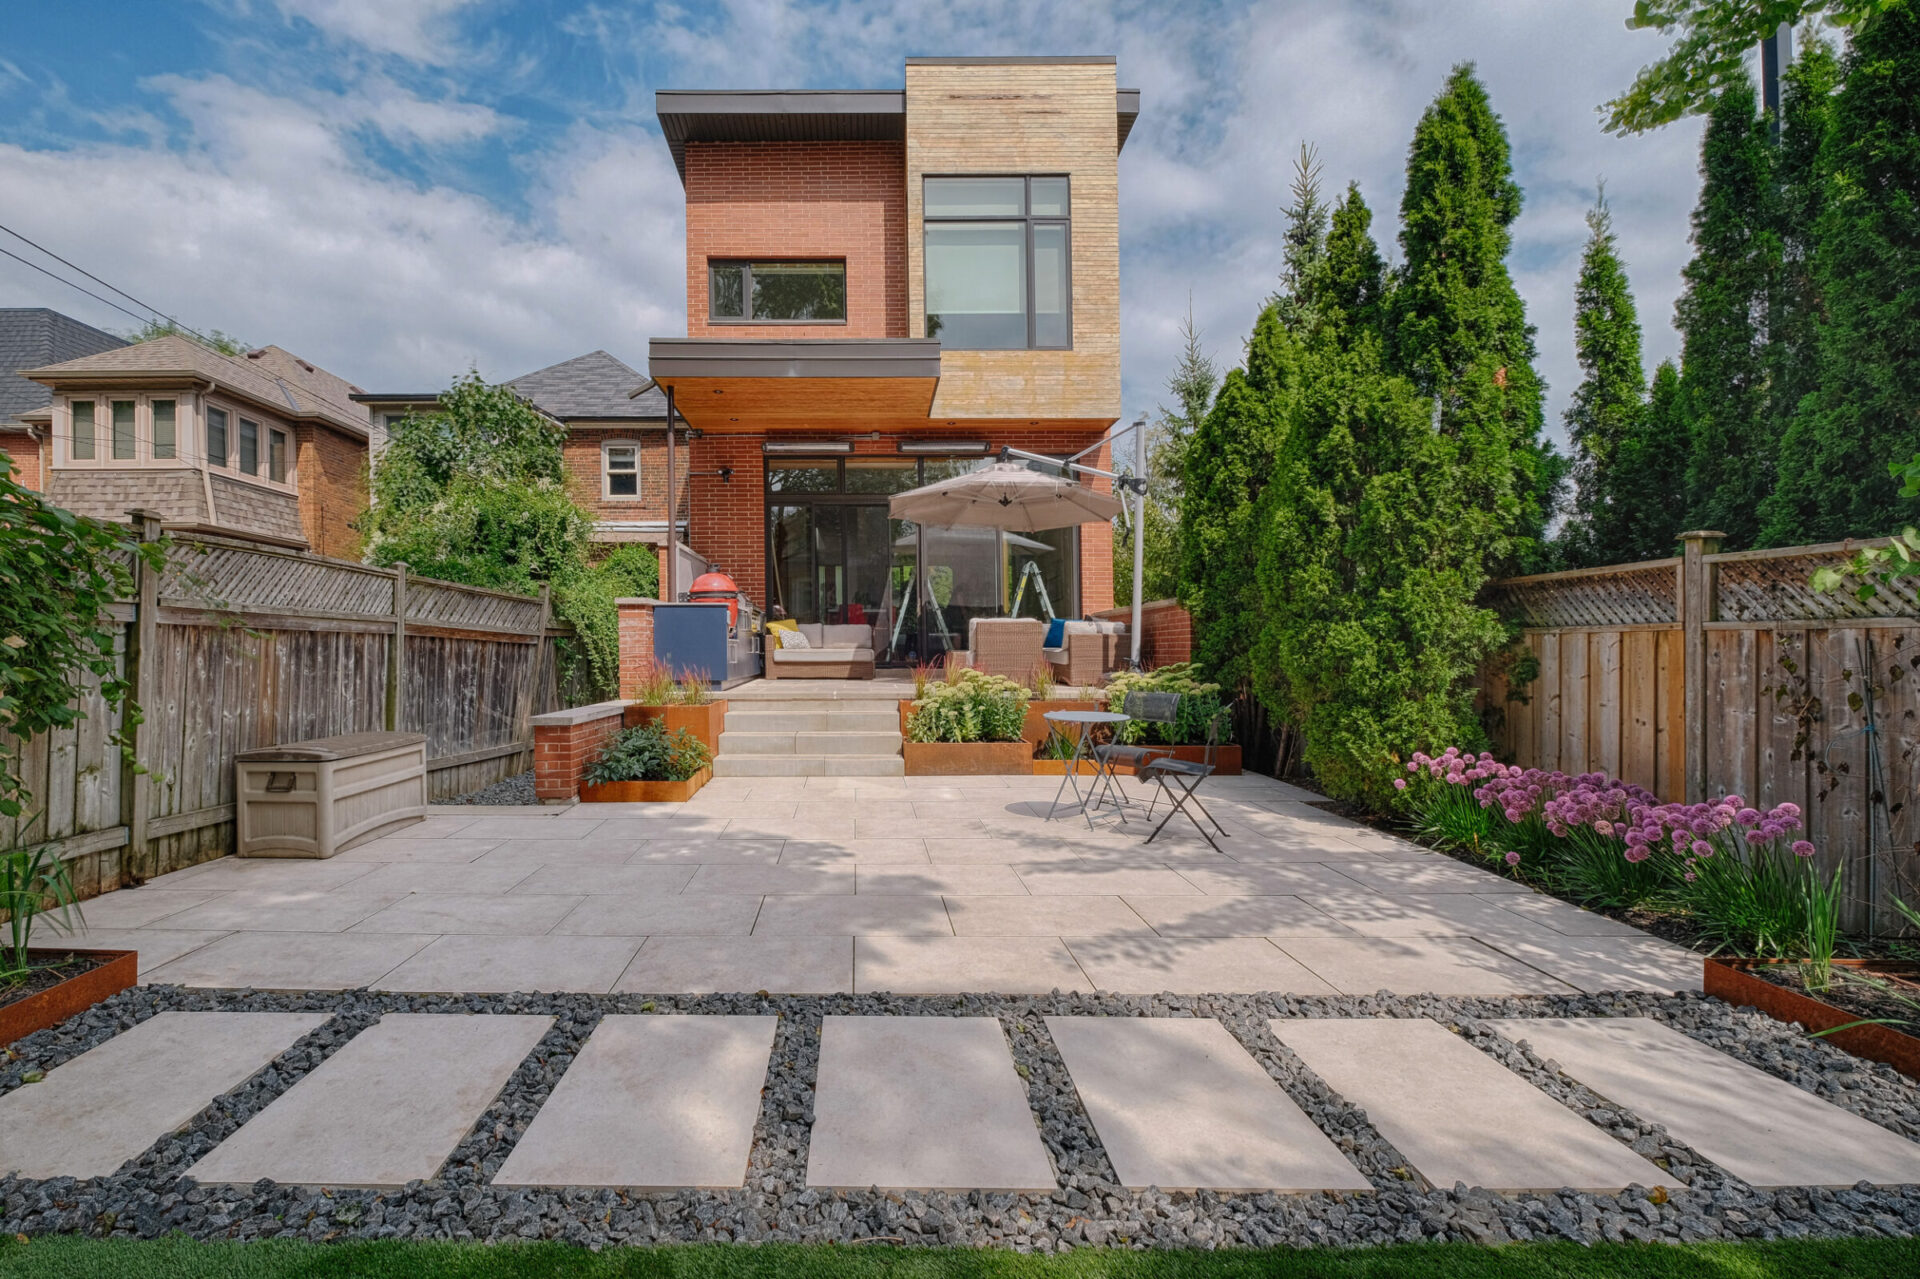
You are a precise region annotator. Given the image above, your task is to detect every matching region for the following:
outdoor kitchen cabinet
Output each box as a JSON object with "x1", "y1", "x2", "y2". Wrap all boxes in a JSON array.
[{"x1": 234, "y1": 731, "x2": 428, "y2": 858}]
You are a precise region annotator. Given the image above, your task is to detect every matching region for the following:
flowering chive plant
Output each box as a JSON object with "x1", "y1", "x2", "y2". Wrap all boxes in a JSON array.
[{"x1": 1398, "y1": 748, "x2": 1826, "y2": 953}]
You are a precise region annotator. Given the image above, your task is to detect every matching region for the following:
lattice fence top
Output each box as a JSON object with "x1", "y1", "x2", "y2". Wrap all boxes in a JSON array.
[
  {"x1": 1712, "y1": 546, "x2": 1920, "y2": 622},
  {"x1": 406, "y1": 579, "x2": 543, "y2": 632},
  {"x1": 159, "y1": 541, "x2": 397, "y2": 617},
  {"x1": 1486, "y1": 560, "x2": 1680, "y2": 627}
]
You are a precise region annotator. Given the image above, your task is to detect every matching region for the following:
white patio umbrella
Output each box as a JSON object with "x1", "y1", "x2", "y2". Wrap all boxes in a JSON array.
[{"x1": 888, "y1": 461, "x2": 1123, "y2": 531}]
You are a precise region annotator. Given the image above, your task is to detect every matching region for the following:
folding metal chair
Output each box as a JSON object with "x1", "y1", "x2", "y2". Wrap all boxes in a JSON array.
[
  {"x1": 1139, "y1": 702, "x2": 1233, "y2": 852},
  {"x1": 1087, "y1": 691, "x2": 1179, "y2": 820}
]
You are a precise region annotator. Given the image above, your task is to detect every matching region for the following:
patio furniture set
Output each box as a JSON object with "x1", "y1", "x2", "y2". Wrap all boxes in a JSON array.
[{"x1": 1045, "y1": 690, "x2": 1233, "y2": 851}]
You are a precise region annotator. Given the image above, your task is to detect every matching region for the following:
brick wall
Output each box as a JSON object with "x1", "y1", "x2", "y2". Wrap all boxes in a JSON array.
[
  {"x1": 563, "y1": 427, "x2": 671, "y2": 527},
  {"x1": 617, "y1": 599, "x2": 657, "y2": 698},
  {"x1": 1094, "y1": 598, "x2": 1193, "y2": 668},
  {"x1": 296, "y1": 424, "x2": 368, "y2": 558},
  {"x1": 531, "y1": 703, "x2": 625, "y2": 802},
  {"x1": 684, "y1": 140, "x2": 907, "y2": 339},
  {"x1": 0, "y1": 432, "x2": 43, "y2": 490}
]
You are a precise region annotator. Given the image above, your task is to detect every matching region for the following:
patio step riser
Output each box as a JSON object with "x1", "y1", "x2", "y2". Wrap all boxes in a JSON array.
[
  {"x1": 723, "y1": 711, "x2": 900, "y2": 734},
  {"x1": 717, "y1": 732, "x2": 903, "y2": 757},
  {"x1": 711, "y1": 755, "x2": 908, "y2": 777}
]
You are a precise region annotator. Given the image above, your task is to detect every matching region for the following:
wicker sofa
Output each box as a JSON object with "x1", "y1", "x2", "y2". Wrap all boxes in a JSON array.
[
  {"x1": 965, "y1": 618, "x2": 1047, "y2": 680},
  {"x1": 765, "y1": 622, "x2": 876, "y2": 679},
  {"x1": 1045, "y1": 620, "x2": 1128, "y2": 687}
]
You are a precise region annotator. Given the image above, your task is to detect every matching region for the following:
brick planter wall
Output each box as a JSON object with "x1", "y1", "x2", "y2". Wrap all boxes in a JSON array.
[
  {"x1": 1095, "y1": 598, "x2": 1193, "y2": 668},
  {"x1": 530, "y1": 701, "x2": 626, "y2": 803},
  {"x1": 616, "y1": 599, "x2": 658, "y2": 699}
]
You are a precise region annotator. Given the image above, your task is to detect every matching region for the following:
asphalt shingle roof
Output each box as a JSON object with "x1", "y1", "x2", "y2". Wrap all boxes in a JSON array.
[
  {"x1": 0, "y1": 308, "x2": 128, "y2": 423},
  {"x1": 508, "y1": 350, "x2": 664, "y2": 420}
]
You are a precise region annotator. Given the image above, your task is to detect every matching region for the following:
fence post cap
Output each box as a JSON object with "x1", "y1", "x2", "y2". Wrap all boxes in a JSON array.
[{"x1": 1677, "y1": 529, "x2": 1728, "y2": 542}]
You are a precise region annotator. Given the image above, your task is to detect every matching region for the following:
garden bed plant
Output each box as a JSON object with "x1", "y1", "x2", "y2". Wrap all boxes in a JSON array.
[
  {"x1": 1, "y1": 845, "x2": 135, "y2": 1045},
  {"x1": 902, "y1": 669, "x2": 1032, "y2": 775},
  {"x1": 622, "y1": 661, "x2": 726, "y2": 753},
  {"x1": 579, "y1": 720, "x2": 714, "y2": 802},
  {"x1": 1099, "y1": 663, "x2": 1241, "y2": 774}
]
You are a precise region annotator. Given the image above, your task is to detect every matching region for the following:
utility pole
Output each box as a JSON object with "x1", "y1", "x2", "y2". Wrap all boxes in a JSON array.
[
  {"x1": 1761, "y1": 22, "x2": 1793, "y2": 144},
  {"x1": 1129, "y1": 414, "x2": 1147, "y2": 669}
]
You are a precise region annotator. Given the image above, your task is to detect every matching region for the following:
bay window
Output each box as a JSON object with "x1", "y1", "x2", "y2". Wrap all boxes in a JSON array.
[{"x1": 923, "y1": 175, "x2": 1071, "y2": 350}]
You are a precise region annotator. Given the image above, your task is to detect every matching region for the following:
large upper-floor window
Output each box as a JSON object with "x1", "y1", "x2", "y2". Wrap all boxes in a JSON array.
[
  {"x1": 59, "y1": 394, "x2": 292, "y2": 491},
  {"x1": 923, "y1": 175, "x2": 1070, "y2": 350},
  {"x1": 709, "y1": 260, "x2": 847, "y2": 323}
]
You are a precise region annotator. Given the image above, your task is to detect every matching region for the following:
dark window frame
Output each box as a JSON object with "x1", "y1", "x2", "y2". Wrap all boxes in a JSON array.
[
  {"x1": 707, "y1": 258, "x2": 849, "y2": 325},
  {"x1": 922, "y1": 174, "x2": 1072, "y2": 351}
]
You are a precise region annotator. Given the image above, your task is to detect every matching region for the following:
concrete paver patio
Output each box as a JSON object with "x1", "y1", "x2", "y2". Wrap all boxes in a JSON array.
[{"x1": 74, "y1": 773, "x2": 1706, "y2": 996}]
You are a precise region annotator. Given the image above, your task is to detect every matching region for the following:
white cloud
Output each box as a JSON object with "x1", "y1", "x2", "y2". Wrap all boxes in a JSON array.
[{"x1": 272, "y1": 0, "x2": 483, "y2": 61}]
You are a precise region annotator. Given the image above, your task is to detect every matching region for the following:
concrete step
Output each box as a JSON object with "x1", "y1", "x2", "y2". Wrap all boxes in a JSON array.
[
  {"x1": 718, "y1": 731, "x2": 903, "y2": 757},
  {"x1": 712, "y1": 754, "x2": 907, "y2": 778},
  {"x1": 724, "y1": 709, "x2": 900, "y2": 734}
]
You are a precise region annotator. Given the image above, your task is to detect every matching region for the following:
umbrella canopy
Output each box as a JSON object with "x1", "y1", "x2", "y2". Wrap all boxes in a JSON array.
[
  {"x1": 893, "y1": 526, "x2": 1053, "y2": 553},
  {"x1": 887, "y1": 461, "x2": 1123, "y2": 531}
]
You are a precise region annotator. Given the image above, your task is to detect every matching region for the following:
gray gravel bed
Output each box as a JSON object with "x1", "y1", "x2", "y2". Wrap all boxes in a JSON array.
[
  {"x1": 433, "y1": 770, "x2": 537, "y2": 806},
  {"x1": 3, "y1": 986, "x2": 1919, "y2": 1250}
]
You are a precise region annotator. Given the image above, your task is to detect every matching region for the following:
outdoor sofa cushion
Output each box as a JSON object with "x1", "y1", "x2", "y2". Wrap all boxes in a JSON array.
[
  {"x1": 774, "y1": 648, "x2": 877, "y2": 664},
  {"x1": 822, "y1": 624, "x2": 872, "y2": 649},
  {"x1": 776, "y1": 628, "x2": 812, "y2": 650}
]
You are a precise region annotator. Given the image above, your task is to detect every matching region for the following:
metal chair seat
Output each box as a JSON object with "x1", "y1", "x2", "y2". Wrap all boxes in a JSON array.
[{"x1": 1142, "y1": 756, "x2": 1210, "y2": 778}]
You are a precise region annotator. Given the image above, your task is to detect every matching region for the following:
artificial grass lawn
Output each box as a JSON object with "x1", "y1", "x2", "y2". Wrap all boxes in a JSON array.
[{"x1": 1, "y1": 1237, "x2": 1917, "y2": 1279}]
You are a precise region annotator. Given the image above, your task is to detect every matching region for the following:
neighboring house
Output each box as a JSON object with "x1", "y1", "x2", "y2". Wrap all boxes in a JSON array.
[
  {"x1": 355, "y1": 350, "x2": 676, "y2": 550},
  {"x1": 646, "y1": 56, "x2": 1138, "y2": 663},
  {"x1": 0, "y1": 308, "x2": 129, "y2": 490},
  {"x1": 23, "y1": 335, "x2": 373, "y2": 557}
]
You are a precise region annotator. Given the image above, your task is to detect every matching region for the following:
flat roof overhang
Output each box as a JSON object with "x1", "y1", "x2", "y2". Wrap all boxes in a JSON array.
[{"x1": 648, "y1": 337, "x2": 940, "y2": 431}]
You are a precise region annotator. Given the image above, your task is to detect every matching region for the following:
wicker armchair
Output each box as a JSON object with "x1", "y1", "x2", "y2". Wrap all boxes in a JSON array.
[
  {"x1": 966, "y1": 618, "x2": 1046, "y2": 680},
  {"x1": 1046, "y1": 621, "x2": 1127, "y2": 688}
]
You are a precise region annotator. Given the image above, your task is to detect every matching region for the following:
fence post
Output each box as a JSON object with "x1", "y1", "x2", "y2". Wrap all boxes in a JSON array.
[
  {"x1": 1678, "y1": 530, "x2": 1725, "y2": 802},
  {"x1": 387, "y1": 563, "x2": 408, "y2": 733},
  {"x1": 121, "y1": 509, "x2": 164, "y2": 883},
  {"x1": 518, "y1": 584, "x2": 552, "y2": 759}
]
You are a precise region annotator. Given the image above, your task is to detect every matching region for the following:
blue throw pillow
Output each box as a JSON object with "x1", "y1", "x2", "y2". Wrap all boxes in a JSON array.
[{"x1": 1044, "y1": 618, "x2": 1066, "y2": 648}]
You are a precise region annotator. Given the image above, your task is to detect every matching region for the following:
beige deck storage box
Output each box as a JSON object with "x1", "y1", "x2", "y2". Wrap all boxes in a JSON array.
[{"x1": 234, "y1": 731, "x2": 428, "y2": 858}]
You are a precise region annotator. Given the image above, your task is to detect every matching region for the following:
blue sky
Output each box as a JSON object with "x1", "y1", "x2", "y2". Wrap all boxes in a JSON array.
[{"x1": 0, "y1": 1, "x2": 1725, "y2": 440}]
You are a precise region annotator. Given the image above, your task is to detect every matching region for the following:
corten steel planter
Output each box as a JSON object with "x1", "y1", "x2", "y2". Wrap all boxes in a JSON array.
[
  {"x1": 903, "y1": 741, "x2": 1033, "y2": 776},
  {"x1": 579, "y1": 767, "x2": 713, "y2": 804},
  {"x1": 1, "y1": 948, "x2": 138, "y2": 1047},
  {"x1": 624, "y1": 701, "x2": 728, "y2": 755},
  {"x1": 1705, "y1": 957, "x2": 1920, "y2": 1083},
  {"x1": 1022, "y1": 699, "x2": 1106, "y2": 747},
  {"x1": 1031, "y1": 759, "x2": 1104, "y2": 776}
]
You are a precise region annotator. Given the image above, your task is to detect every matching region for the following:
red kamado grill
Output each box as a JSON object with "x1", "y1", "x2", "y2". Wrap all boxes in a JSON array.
[{"x1": 689, "y1": 569, "x2": 742, "y2": 629}]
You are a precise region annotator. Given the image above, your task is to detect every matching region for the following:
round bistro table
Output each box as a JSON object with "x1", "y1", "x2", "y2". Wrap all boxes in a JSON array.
[{"x1": 1043, "y1": 709, "x2": 1131, "y2": 828}]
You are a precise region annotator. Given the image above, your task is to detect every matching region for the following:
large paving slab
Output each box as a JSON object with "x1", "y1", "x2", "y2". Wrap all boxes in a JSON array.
[
  {"x1": 1276, "y1": 1018, "x2": 1670, "y2": 1192},
  {"x1": 143, "y1": 931, "x2": 434, "y2": 990},
  {"x1": 1486, "y1": 1018, "x2": 1920, "y2": 1188},
  {"x1": 1477, "y1": 935, "x2": 1704, "y2": 994},
  {"x1": 494, "y1": 1015, "x2": 775, "y2": 1189},
  {"x1": 1047, "y1": 1017, "x2": 1371, "y2": 1192},
  {"x1": 1276, "y1": 937, "x2": 1576, "y2": 996},
  {"x1": 189, "y1": 1013, "x2": 551, "y2": 1189},
  {"x1": 0, "y1": 1011, "x2": 327, "y2": 1179},
  {"x1": 551, "y1": 893, "x2": 763, "y2": 937},
  {"x1": 806, "y1": 1016, "x2": 1055, "y2": 1191},
  {"x1": 1066, "y1": 938, "x2": 1340, "y2": 995},
  {"x1": 615, "y1": 936, "x2": 852, "y2": 994},
  {"x1": 70, "y1": 927, "x2": 233, "y2": 977},
  {"x1": 373, "y1": 936, "x2": 642, "y2": 994},
  {"x1": 854, "y1": 937, "x2": 1092, "y2": 994}
]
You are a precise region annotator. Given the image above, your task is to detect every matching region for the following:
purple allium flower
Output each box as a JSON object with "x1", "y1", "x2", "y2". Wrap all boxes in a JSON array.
[
  {"x1": 1691, "y1": 840, "x2": 1711, "y2": 856},
  {"x1": 1392, "y1": 778, "x2": 1407, "y2": 791},
  {"x1": 1504, "y1": 851, "x2": 1521, "y2": 866},
  {"x1": 1792, "y1": 840, "x2": 1816, "y2": 858}
]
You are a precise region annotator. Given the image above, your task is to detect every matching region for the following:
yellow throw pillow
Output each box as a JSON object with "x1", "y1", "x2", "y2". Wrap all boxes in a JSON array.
[{"x1": 767, "y1": 618, "x2": 798, "y2": 634}]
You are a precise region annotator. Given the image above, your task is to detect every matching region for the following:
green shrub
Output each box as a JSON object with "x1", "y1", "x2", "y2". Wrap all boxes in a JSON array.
[
  {"x1": 906, "y1": 671, "x2": 1029, "y2": 743},
  {"x1": 1104, "y1": 663, "x2": 1233, "y2": 747},
  {"x1": 582, "y1": 722, "x2": 712, "y2": 785}
]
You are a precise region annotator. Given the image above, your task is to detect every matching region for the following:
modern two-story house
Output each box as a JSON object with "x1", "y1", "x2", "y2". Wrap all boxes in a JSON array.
[{"x1": 646, "y1": 55, "x2": 1138, "y2": 665}]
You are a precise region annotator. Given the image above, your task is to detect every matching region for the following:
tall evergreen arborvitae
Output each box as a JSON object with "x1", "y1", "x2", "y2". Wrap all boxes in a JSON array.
[
  {"x1": 1115, "y1": 309, "x2": 1216, "y2": 605},
  {"x1": 1177, "y1": 155, "x2": 1323, "y2": 695},
  {"x1": 1675, "y1": 74, "x2": 1779, "y2": 546},
  {"x1": 1559, "y1": 189, "x2": 1649, "y2": 566},
  {"x1": 1758, "y1": 36, "x2": 1845, "y2": 546},
  {"x1": 1390, "y1": 64, "x2": 1559, "y2": 564},
  {"x1": 1767, "y1": 3, "x2": 1920, "y2": 542},
  {"x1": 1254, "y1": 186, "x2": 1508, "y2": 805},
  {"x1": 1610, "y1": 360, "x2": 1692, "y2": 560}
]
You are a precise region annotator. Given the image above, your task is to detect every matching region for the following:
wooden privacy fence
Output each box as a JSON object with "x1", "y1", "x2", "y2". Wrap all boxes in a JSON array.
[
  {"x1": 1, "y1": 515, "x2": 581, "y2": 898},
  {"x1": 1483, "y1": 531, "x2": 1920, "y2": 933}
]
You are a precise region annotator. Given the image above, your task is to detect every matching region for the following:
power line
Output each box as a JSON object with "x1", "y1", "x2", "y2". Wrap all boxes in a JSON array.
[
  {"x1": 0, "y1": 219, "x2": 222, "y2": 348},
  {"x1": 0, "y1": 243, "x2": 158, "y2": 330}
]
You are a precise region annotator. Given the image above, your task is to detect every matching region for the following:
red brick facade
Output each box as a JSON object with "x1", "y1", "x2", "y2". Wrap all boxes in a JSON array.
[
  {"x1": 684, "y1": 140, "x2": 908, "y2": 339},
  {"x1": 1095, "y1": 598, "x2": 1194, "y2": 668},
  {"x1": 0, "y1": 432, "x2": 44, "y2": 491},
  {"x1": 295, "y1": 423, "x2": 369, "y2": 558},
  {"x1": 562, "y1": 428, "x2": 672, "y2": 529},
  {"x1": 616, "y1": 599, "x2": 658, "y2": 698},
  {"x1": 531, "y1": 704, "x2": 625, "y2": 802}
]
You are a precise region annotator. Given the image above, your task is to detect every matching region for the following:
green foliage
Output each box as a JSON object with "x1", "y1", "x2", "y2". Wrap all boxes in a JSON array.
[
  {"x1": 2, "y1": 844, "x2": 81, "y2": 980},
  {"x1": 1557, "y1": 191, "x2": 1651, "y2": 568},
  {"x1": 1391, "y1": 65, "x2": 1559, "y2": 562},
  {"x1": 0, "y1": 453, "x2": 164, "y2": 822},
  {"x1": 1115, "y1": 308, "x2": 1216, "y2": 606},
  {"x1": 1808, "y1": 453, "x2": 1920, "y2": 599},
  {"x1": 582, "y1": 722, "x2": 712, "y2": 786},
  {"x1": 1603, "y1": 361, "x2": 1692, "y2": 561},
  {"x1": 117, "y1": 318, "x2": 250, "y2": 356},
  {"x1": 1603, "y1": 1, "x2": 1890, "y2": 134},
  {"x1": 1103, "y1": 663, "x2": 1232, "y2": 747},
  {"x1": 1677, "y1": 73, "x2": 1782, "y2": 549},
  {"x1": 1765, "y1": 3, "x2": 1920, "y2": 544},
  {"x1": 906, "y1": 671, "x2": 1029, "y2": 743},
  {"x1": 361, "y1": 372, "x2": 639, "y2": 699}
]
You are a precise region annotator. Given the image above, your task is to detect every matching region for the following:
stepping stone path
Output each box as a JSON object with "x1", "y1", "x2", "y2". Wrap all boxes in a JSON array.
[
  {"x1": 1046, "y1": 1017, "x2": 1371, "y2": 1192},
  {"x1": 495, "y1": 1015, "x2": 776, "y2": 1189},
  {"x1": 1486, "y1": 1017, "x2": 1920, "y2": 1189},
  {"x1": 805, "y1": 1016, "x2": 1056, "y2": 1191},
  {"x1": 1277, "y1": 1018, "x2": 1669, "y2": 1193},
  {"x1": 0, "y1": 1012, "x2": 326, "y2": 1180},
  {"x1": 10, "y1": 1008, "x2": 1920, "y2": 1198},
  {"x1": 189, "y1": 1013, "x2": 551, "y2": 1189}
]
